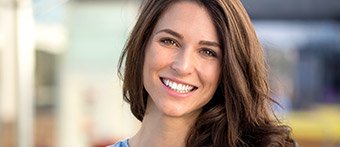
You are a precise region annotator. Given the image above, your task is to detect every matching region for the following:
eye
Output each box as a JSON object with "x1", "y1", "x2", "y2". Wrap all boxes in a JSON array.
[
  {"x1": 160, "y1": 38, "x2": 180, "y2": 47},
  {"x1": 200, "y1": 48, "x2": 217, "y2": 57}
]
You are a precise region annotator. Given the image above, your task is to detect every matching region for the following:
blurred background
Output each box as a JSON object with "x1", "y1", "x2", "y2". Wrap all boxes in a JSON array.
[{"x1": 0, "y1": 0, "x2": 339, "y2": 147}]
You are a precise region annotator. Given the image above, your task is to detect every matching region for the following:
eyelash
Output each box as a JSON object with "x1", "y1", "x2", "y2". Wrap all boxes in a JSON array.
[
  {"x1": 200, "y1": 48, "x2": 217, "y2": 57},
  {"x1": 159, "y1": 38, "x2": 218, "y2": 58},
  {"x1": 160, "y1": 38, "x2": 180, "y2": 47}
]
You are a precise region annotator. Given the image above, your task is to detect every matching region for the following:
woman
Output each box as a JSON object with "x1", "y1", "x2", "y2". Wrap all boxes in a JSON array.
[{"x1": 111, "y1": 0, "x2": 295, "y2": 146}]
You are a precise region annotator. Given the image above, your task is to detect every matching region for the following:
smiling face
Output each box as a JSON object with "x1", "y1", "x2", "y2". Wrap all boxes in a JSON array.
[{"x1": 143, "y1": 1, "x2": 222, "y2": 118}]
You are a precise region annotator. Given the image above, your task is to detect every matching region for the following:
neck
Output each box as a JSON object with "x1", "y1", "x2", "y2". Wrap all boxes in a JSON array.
[{"x1": 129, "y1": 101, "x2": 199, "y2": 147}]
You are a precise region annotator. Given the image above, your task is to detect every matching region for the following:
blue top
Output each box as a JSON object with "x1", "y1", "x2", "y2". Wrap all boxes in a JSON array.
[{"x1": 107, "y1": 139, "x2": 129, "y2": 147}]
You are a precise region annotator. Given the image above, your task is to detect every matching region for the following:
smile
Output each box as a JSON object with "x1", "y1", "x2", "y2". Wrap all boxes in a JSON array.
[{"x1": 161, "y1": 78, "x2": 197, "y2": 93}]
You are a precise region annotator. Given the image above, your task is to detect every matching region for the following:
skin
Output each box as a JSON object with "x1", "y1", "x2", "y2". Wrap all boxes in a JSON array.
[{"x1": 130, "y1": 1, "x2": 221, "y2": 147}]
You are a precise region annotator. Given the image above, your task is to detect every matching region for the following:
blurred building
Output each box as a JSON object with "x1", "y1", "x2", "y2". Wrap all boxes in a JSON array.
[
  {"x1": 242, "y1": 0, "x2": 340, "y2": 20},
  {"x1": 240, "y1": 0, "x2": 340, "y2": 108},
  {"x1": 1, "y1": 0, "x2": 140, "y2": 147},
  {"x1": 57, "y1": 0, "x2": 139, "y2": 146},
  {"x1": 242, "y1": 0, "x2": 340, "y2": 146}
]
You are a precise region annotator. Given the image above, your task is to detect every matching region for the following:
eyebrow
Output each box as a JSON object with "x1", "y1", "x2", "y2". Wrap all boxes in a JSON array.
[
  {"x1": 155, "y1": 29, "x2": 184, "y2": 39},
  {"x1": 199, "y1": 40, "x2": 220, "y2": 48},
  {"x1": 155, "y1": 28, "x2": 220, "y2": 47}
]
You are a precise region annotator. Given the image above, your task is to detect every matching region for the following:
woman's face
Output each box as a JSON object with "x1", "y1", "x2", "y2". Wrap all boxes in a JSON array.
[{"x1": 143, "y1": 1, "x2": 222, "y2": 118}]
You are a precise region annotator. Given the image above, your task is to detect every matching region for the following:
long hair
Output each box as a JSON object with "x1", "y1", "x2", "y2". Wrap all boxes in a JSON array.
[{"x1": 118, "y1": 0, "x2": 295, "y2": 146}]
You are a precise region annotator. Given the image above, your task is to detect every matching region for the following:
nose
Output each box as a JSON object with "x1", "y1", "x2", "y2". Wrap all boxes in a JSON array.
[{"x1": 170, "y1": 48, "x2": 195, "y2": 76}]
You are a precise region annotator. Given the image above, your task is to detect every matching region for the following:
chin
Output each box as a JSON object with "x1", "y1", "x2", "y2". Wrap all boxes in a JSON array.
[
  {"x1": 160, "y1": 106, "x2": 186, "y2": 117},
  {"x1": 160, "y1": 104, "x2": 200, "y2": 118},
  {"x1": 163, "y1": 110, "x2": 187, "y2": 118}
]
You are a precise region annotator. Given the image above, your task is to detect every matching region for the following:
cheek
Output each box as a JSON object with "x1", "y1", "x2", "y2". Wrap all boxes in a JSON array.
[
  {"x1": 144, "y1": 45, "x2": 159, "y2": 70},
  {"x1": 144, "y1": 45, "x2": 172, "y2": 70},
  {"x1": 143, "y1": 47, "x2": 169, "y2": 87},
  {"x1": 199, "y1": 63, "x2": 221, "y2": 85}
]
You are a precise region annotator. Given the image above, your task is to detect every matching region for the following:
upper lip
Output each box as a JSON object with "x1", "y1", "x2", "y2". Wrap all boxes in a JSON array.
[{"x1": 160, "y1": 77, "x2": 198, "y2": 88}]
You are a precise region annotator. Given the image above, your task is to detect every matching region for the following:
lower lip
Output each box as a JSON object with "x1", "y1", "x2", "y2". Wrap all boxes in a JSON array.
[{"x1": 161, "y1": 81, "x2": 195, "y2": 99}]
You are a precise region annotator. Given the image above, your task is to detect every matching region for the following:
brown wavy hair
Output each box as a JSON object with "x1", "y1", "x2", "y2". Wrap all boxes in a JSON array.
[{"x1": 118, "y1": 0, "x2": 296, "y2": 146}]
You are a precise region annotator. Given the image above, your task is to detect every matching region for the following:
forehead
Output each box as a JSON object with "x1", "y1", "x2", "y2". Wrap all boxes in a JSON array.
[{"x1": 152, "y1": 1, "x2": 218, "y2": 42}]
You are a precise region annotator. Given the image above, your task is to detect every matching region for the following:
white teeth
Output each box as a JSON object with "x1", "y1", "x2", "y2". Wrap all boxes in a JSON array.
[{"x1": 162, "y1": 78, "x2": 195, "y2": 93}]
